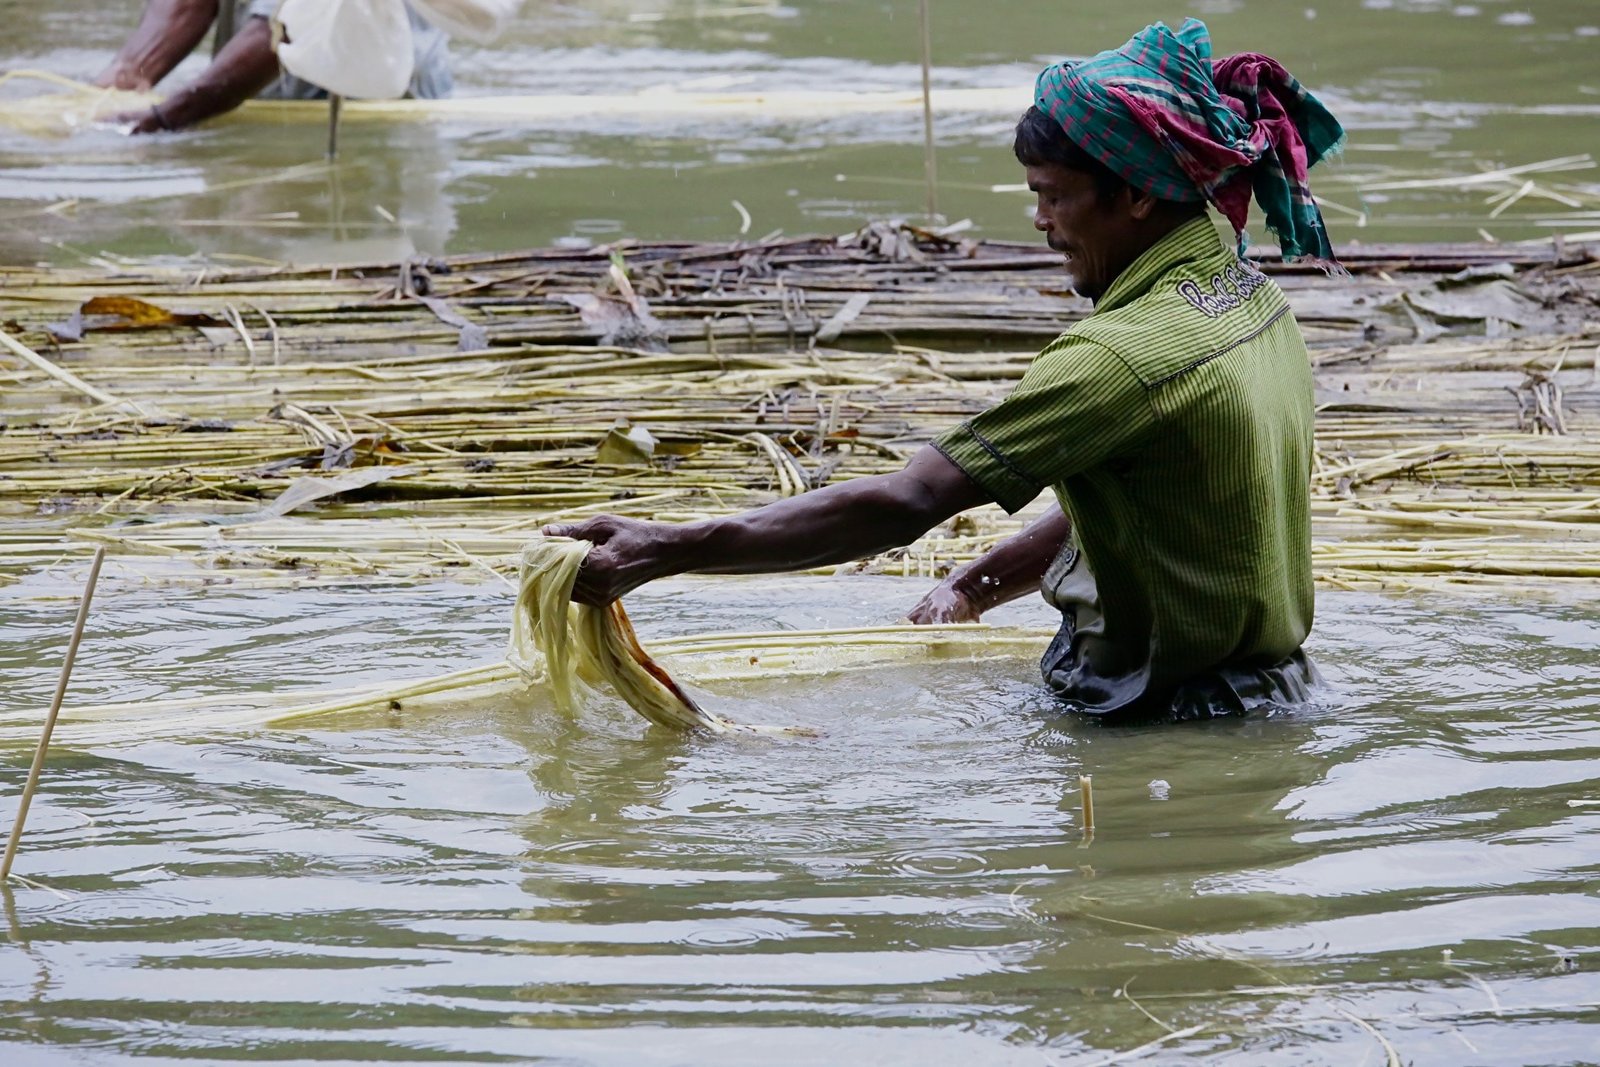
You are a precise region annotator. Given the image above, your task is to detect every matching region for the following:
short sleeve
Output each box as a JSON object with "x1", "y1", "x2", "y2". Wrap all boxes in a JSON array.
[
  {"x1": 932, "y1": 336, "x2": 1154, "y2": 513},
  {"x1": 245, "y1": 0, "x2": 279, "y2": 20}
]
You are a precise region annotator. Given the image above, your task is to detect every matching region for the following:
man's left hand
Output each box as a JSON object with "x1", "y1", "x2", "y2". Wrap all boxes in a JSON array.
[
  {"x1": 906, "y1": 580, "x2": 984, "y2": 624},
  {"x1": 110, "y1": 106, "x2": 169, "y2": 135},
  {"x1": 540, "y1": 515, "x2": 682, "y2": 605}
]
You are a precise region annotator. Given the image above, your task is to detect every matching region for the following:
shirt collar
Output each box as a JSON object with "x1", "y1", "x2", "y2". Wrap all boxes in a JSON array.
[{"x1": 1092, "y1": 215, "x2": 1227, "y2": 315}]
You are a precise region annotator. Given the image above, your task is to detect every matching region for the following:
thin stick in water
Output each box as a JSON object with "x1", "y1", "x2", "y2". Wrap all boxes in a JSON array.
[
  {"x1": 917, "y1": 0, "x2": 938, "y2": 221},
  {"x1": 2, "y1": 547, "x2": 107, "y2": 882},
  {"x1": 327, "y1": 93, "x2": 343, "y2": 161},
  {"x1": 1080, "y1": 774, "x2": 1095, "y2": 839},
  {"x1": 212, "y1": 0, "x2": 236, "y2": 60}
]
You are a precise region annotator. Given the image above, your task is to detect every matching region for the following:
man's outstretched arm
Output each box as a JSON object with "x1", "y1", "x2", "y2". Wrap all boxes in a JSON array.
[
  {"x1": 116, "y1": 15, "x2": 282, "y2": 133},
  {"x1": 98, "y1": 0, "x2": 220, "y2": 92},
  {"x1": 543, "y1": 445, "x2": 993, "y2": 605},
  {"x1": 906, "y1": 505, "x2": 1071, "y2": 623}
]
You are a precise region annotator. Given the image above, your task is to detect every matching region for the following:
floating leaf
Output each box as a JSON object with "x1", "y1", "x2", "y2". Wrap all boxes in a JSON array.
[
  {"x1": 560, "y1": 288, "x2": 667, "y2": 351},
  {"x1": 417, "y1": 295, "x2": 489, "y2": 352},
  {"x1": 596, "y1": 418, "x2": 657, "y2": 466},
  {"x1": 814, "y1": 293, "x2": 871, "y2": 344},
  {"x1": 49, "y1": 295, "x2": 219, "y2": 342},
  {"x1": 244, "y1": 465, "x2": 417, "y2": 522},
  {"x1": 1397, "y1": 278, "x2": 1548, "y2": 329}
]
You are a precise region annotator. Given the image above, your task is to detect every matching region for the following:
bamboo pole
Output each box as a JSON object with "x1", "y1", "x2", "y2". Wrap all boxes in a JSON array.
[
  {"x1": 212, "y1": 1, "x2": 237, "y2": 60},
  {"x1": 1079, "y1": 774, "x2": 1095, "y2": 839},
  {"x1": 327, "y1": 94, "x2": 343, "y2": 160},
  {"x1": 2, "y1": 547, "x2": 106, "y2": 881},
  {"x1": 917, "y1": 0, "x2": 939, "y2": 221},
  {"x1": 0, "y1": 330, "x2": 131, "y2": 411}
]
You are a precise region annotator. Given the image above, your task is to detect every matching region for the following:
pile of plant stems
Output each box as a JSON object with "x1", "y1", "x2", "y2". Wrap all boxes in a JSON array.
[{"x1": 2, "y1": 225, "x2": 1596, "y2": 594}]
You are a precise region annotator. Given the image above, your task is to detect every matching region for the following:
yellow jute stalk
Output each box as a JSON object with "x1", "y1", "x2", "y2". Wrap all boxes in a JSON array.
[{"x1": 508, "y1": 538, "x2": 811, "y2": 736}]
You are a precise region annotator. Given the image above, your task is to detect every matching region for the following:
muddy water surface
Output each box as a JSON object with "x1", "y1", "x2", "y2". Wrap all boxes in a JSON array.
[{"x1": 1, "y1": 576, "x2": 1598, "y2": 1063}]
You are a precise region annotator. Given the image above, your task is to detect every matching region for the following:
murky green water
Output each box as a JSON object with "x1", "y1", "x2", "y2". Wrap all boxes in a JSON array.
[
  {"x1": 3, "y1": 576, "x2": 1599, "y2": 1063},
  {"x1": 2, "y1": 0, "x2": 1598, "y2": 266},
  {"x1": 4, "y1": 1, "x2": 1600, "y2": 1062}
]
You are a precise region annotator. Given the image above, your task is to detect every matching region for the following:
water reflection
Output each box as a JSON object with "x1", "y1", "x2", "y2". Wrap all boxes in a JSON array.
[
  {"x1": 2, "y1": 578, "x2": 1597, "y2": 1061},
  {"x1": 0, "y1": 116, "x2": 458, "y2": 266},
  {"x1": 3, "y1": 0, "x2": 1599, "y2": 264},
  {"x1": 181, "y1": 122, "x2": 461, "y2": 265}
]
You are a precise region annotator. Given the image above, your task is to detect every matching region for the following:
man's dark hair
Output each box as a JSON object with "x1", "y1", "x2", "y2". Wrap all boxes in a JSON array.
[
  {"x1": 1013, "y1": 105, "x2": 1128, "y2": 202},
  {"x1": 1013, "y1": 105, "x2": 1207, "y2": 218}
]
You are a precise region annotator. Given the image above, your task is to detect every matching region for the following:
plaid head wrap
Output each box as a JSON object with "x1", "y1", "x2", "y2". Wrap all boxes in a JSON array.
[{"x1": 1035, "y1": 18, "x2": 1344, "y2": 265}]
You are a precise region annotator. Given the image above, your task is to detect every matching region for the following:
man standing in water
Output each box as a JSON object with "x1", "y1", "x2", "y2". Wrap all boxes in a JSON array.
[
  {"x1": 98, "y1": 1, "x2": 452, "y2": 133},
  {"x1": 547, "y1": 19, "x2": 1344, "y2": 722}
]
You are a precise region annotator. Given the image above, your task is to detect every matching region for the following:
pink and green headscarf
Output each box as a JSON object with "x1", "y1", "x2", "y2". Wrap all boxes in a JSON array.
[{"x1": 1035, "y1": 18, "x2": 1344, "y2": 265}]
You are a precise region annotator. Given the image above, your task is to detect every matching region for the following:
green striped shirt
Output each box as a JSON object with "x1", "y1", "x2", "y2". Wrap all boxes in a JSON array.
[{"x1": 934, "y1": 215, "x2": 1315, "y2": 711}]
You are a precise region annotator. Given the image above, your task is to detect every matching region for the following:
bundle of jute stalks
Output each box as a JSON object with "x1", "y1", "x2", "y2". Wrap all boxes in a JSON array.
[{"x1": 508, "y1": 537, "x2": 814, "y2": 735}]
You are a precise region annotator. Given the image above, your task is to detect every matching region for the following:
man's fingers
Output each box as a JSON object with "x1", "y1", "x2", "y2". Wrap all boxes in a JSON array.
[
  {"x1": 542, "y1": 520, "x2": 602, "y2": 539},
  {"x1": 541, "y1": 515, "x2": 624, "y2": 543}
]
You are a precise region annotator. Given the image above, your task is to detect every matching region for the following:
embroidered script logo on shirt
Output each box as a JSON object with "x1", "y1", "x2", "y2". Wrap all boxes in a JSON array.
[{"x1": 1175, "y1": 260, "x2": 1270, "y2": 318}]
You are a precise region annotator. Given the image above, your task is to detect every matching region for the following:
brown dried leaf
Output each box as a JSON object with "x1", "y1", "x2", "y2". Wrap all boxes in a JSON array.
[{"x1": 48, "y1": 296, "x2": 220, "y2": 342}]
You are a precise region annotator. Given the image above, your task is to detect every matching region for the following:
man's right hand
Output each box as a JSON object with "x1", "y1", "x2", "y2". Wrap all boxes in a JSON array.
[
  {"x1": 540, "y1": 515, "x2": 685, "y2": 606},
  {"x1": 96, "y1": 66, "x2": 154, "y2": 93}
]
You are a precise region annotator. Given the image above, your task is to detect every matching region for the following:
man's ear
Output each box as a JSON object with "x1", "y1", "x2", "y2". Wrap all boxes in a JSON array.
[{"x1": 1125, "y1": 185, "x2": 1159, "y2": 222}]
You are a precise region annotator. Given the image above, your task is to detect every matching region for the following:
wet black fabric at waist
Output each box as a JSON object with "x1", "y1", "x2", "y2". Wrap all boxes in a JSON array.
[{"x1": 1040, "y1": 616, "x2": 1320, "y2": 724}]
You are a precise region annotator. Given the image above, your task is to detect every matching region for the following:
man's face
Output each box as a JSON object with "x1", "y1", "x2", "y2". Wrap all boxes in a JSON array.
[{"x1": 1025, "y1": 162, "x2": 1137, "y2": 302}]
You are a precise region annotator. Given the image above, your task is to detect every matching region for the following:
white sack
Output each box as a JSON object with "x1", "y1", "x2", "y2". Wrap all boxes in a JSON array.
[
  {"x1": 273, "y1": 0, "x2": 415, "y2": 99},
  {"x1": 409, "y1": 0, "x2": 522, "y2": 43}
]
